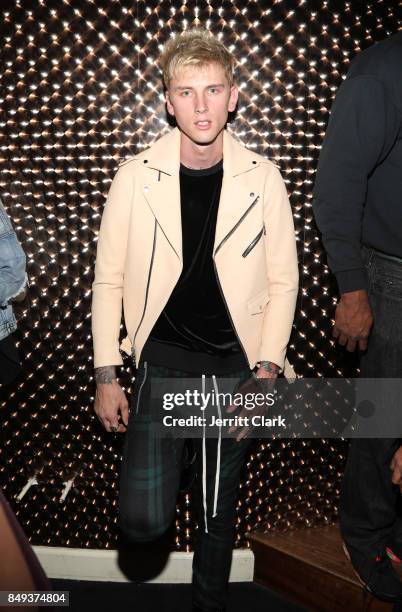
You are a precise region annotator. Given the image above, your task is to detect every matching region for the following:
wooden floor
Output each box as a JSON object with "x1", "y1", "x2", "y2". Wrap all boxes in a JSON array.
[{"x1": 247, "y1": 524, "x2": 395, "y2": 612}]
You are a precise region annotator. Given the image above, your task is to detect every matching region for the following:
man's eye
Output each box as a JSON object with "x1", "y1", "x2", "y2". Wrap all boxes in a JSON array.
[{"x1": 181, "y1": 90, "x2": 191, "y2": 96}]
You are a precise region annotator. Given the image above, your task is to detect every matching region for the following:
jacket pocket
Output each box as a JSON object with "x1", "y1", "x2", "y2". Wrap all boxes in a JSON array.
[
  {"x1": 242, "y1": 227, "x2": 264, "y2": 258},
  {"x1": 247, "y1": 288, "x2": 270, "y2": 315}
]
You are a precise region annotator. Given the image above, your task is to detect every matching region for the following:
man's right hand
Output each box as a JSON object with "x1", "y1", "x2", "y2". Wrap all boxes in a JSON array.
[
  {"x1": 333, "y1": 289, "x2": 374, "y2": 352},
  {"x1": 94, "y1": 366, "x2": 129, "y2": 432}
]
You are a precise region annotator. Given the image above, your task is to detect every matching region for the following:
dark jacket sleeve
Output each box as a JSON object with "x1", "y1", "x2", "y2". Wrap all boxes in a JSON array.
[{"x1": 312, "y1": 75, "x2": 400, "y2": 294}]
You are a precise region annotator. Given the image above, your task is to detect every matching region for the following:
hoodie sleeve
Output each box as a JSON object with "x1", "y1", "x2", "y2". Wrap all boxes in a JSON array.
[{"x1": 312, "y1": 75, "x2": 400, "y2": 294}]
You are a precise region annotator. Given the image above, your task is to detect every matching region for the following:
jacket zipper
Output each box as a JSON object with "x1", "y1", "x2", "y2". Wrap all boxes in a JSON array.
[
  {"x1": 212, "y1": 196, "x2": 261, "y2": 365},
  {"x1": 214, "y1": 196, "x2": 259, "y2": 256},
  {"x1": 132, "y1": 219, "x2": 157, "y2": 367},
  {"x1": 135, "y1": 361, "x2": 148, "y2": 415},
  {"x1": 242, "y1": 227, "x2": 264, "y2": 258},
  {"x1": 212, "y1": 258, "x2": 249, "y2": 366}
]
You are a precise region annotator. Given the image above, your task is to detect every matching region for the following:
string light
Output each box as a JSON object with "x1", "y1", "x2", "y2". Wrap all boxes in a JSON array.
[{"x1": 0, "y1": 0, "x2": 396, "y2": 552}]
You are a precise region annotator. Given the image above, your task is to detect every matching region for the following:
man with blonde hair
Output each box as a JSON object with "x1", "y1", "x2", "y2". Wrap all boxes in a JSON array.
[{"x1": 92, "y1": 28, "x2": 299, "y2": 612}]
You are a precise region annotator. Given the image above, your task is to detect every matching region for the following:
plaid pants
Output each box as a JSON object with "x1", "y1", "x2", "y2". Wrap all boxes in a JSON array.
[{"x1": 119, "y1": 360, "x2": 253, "y2": 611}]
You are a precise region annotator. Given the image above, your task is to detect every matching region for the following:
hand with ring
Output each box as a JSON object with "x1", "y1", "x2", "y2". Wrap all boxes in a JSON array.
[{"x1": 225, "y1": 363, "x2": 278, "y2": 442}]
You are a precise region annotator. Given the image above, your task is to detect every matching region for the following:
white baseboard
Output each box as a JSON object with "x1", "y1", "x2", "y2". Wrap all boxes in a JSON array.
[{"x1": 33, "y1": 546, "x2": 254, "y2": 584}]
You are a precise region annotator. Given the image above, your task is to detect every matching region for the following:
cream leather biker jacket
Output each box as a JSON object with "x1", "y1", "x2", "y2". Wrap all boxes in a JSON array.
[{"x1": 91, "y1": 127, "x2": 299, "y2": 376}]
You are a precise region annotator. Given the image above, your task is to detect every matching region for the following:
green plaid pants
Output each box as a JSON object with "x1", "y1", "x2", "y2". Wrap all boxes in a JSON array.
[{"x1": 119, "y1": 360, "x2": 253, "y2": 611}]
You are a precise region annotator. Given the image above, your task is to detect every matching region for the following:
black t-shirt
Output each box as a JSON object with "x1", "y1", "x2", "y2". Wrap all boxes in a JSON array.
[{"x1": 141, "y1": 159, "x2": 249, "y2": 374}]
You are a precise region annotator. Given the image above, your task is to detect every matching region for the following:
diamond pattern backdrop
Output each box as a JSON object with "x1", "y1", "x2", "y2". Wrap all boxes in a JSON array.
[{"x1": 0, "y1": 0, "x2": 400, "y2": 551}]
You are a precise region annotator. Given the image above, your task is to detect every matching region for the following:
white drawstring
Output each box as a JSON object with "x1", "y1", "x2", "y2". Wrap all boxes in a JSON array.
[
  {"x1": 201, "y1": 373, "x2": 222, "y2": 534},
  {"x1": 201, "y1": 374, "x2": 208, "y2": 533},
  {"x1": 211, "y1": 374, "x2": 222, "y2": 518}
]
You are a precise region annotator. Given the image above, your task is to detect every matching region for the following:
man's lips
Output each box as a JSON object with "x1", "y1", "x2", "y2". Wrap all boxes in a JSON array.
[{"x1": 194, "y1": 120, "x2": 212, "y2": 129}]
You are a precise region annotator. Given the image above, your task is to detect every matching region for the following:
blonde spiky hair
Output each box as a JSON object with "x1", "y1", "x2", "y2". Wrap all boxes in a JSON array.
[{"x1": 160, "y1": 28, "x2": 235, "y2": 90}]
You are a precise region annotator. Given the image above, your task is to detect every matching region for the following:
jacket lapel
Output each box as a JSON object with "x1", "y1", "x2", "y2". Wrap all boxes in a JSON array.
[
  {"x1": 213, "y1": 130, "x2": 261, "y2": 255},
  {"x1": 140, "y1": 128, "x2": 182, "y2": 261},
  {"x1": 140, "y1": 127, "x2": 261, "y2": 261}
]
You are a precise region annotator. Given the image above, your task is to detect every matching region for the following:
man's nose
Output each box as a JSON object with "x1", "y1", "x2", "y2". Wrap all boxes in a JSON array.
[{"x1": 195, "y1": 95, "x2": 208, "y2": 114}]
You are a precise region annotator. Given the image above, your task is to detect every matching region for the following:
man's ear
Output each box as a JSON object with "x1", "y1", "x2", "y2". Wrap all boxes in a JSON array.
[
  {"x1": 165, "y1": 90, "x2": 175, "y2": 117},
  {"x1": 228, "y1": 84, "x2": 239, "y2": 113}
]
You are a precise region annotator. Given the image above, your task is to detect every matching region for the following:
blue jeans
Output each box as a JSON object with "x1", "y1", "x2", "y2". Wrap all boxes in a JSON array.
[{"x1": 340, "y1": 247, "x2": 402, "y2": 568}]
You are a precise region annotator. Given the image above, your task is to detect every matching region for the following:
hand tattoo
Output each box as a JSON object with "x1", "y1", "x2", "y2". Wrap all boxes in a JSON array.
[
  {"x1": 95, "y1": 366, "x2": 116, "y2": 384},
  {"x1": 258, "y1": 361, "x2": 280, "y2": 374}
]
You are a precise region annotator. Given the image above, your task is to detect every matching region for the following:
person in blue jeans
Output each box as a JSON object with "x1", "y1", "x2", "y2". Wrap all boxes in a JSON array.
[
  {"x1": 0, "y1": 196, "x2": 27, "y2": 384},
  {"x1": 313, "y1": 31, "x2": 402, "y2": 604}
]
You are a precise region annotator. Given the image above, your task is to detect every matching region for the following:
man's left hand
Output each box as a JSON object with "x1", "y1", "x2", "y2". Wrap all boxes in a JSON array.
[{"x1": 226, "y1": 363, "x2": 279, "y2": 442}]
